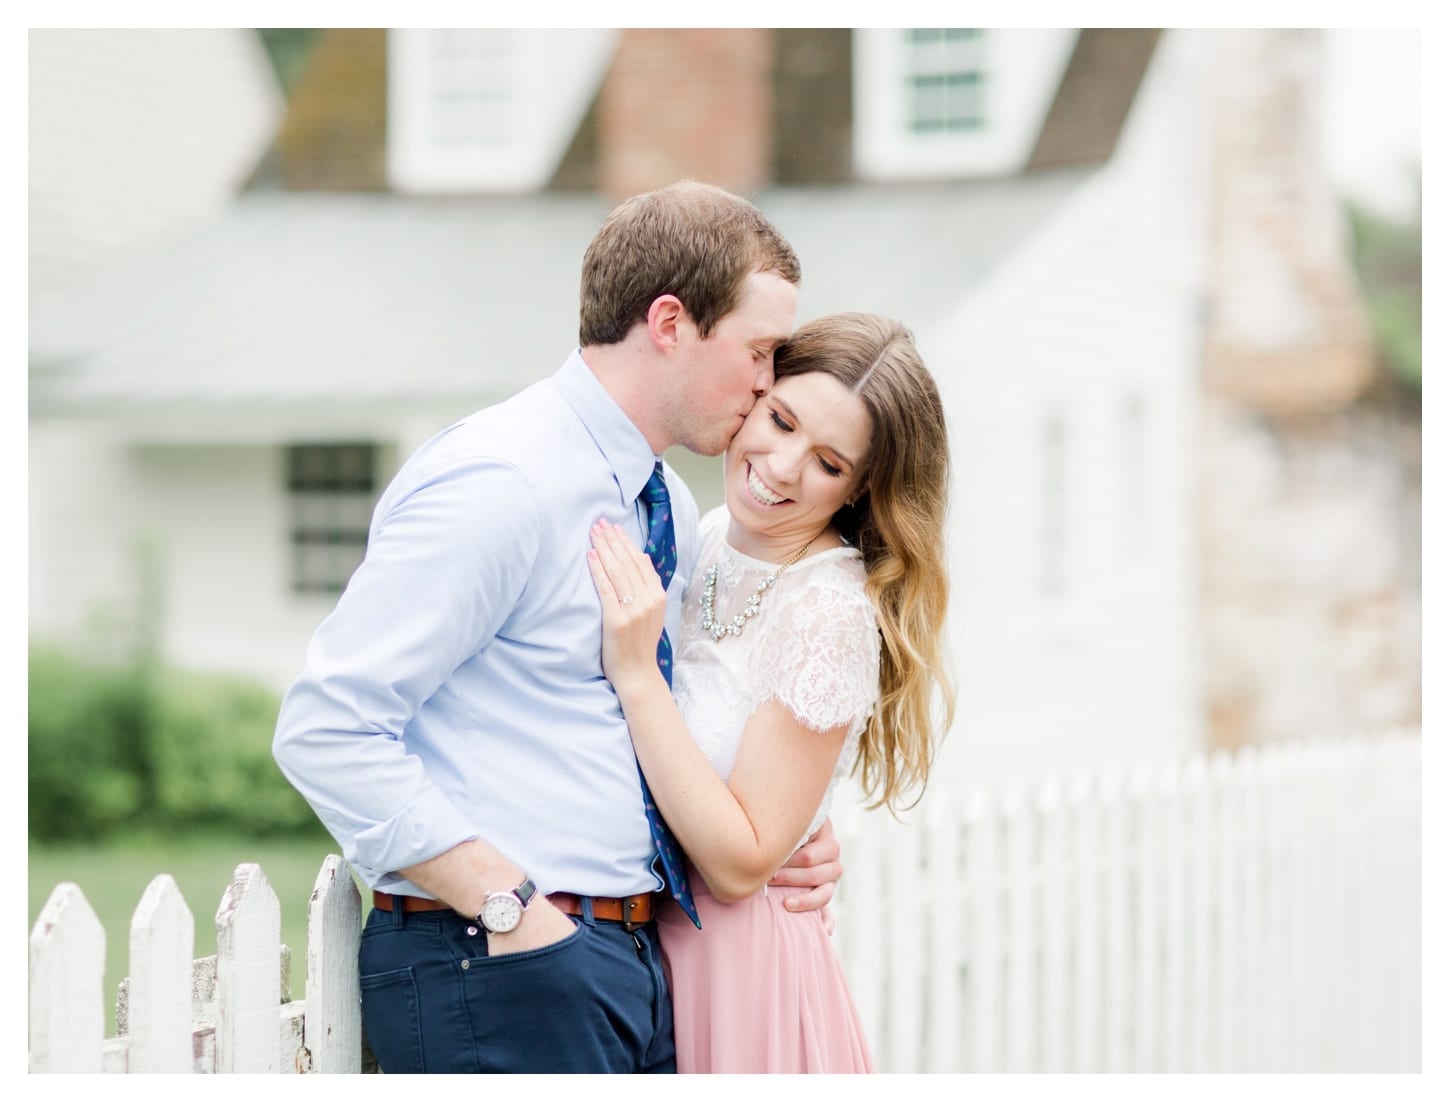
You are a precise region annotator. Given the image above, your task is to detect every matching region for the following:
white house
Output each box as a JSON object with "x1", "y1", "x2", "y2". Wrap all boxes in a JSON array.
[{"x1": 33, "y1": 29, "x2": 1324, "y2": 793}]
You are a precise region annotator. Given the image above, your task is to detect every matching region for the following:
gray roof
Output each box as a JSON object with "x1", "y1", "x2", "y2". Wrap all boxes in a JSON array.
[{"x1": 29, "y1": 172, "x2": 1093, "y2": 419}]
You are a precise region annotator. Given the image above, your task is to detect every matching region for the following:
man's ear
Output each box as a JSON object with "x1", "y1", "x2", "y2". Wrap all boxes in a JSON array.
[{"x1": 646, "y1": 294, "x2": 688, "y2": 352}]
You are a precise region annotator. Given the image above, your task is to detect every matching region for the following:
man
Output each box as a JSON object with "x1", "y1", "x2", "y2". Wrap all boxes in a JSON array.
[{"x1": 273, "y1": 181, "x2": 841, "y2": 1073}]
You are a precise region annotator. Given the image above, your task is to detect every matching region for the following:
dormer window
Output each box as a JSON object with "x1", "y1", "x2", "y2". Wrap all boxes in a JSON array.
[
  {"x1": 853, "y1": 28, "x2": 1077, "y2": 180},
  {"x1": 386, "y1": 29, "x2": 616, "y2": 193}
]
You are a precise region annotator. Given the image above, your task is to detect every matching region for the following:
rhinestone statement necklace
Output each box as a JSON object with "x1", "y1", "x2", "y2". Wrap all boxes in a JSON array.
[{"x1": 701, "y1": 540, "x2": 812, "y2": 641}]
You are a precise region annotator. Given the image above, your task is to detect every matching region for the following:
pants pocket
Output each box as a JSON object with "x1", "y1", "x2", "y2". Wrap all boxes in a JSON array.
[{"x1": 358, "y1": 966, "x2": 425, "y2": 1073}]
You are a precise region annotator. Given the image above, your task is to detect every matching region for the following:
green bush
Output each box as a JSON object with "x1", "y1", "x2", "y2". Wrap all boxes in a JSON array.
[
  {"x1": 1347, "y1": 196, "x2": 1421, "y2": 392},
  {"x1": 28, "y1": 647, "x2": 322, "y2": 842},
  {"x1": 28, "y1": 648, "x2": 155, "y2": 840},
  {"x1": 147, "y1": 667, "x2": 321, "y2": 837}
]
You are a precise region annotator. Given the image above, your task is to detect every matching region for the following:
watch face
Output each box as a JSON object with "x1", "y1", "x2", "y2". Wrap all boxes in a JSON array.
[{"x1": 481, "y1": 893, "x2": 522, "y2": 933}]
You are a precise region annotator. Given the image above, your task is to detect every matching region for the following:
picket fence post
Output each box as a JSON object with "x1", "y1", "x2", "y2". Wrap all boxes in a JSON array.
[
  {"x1": 304, "y1": 854, "x2": 363, "y2": 1073},
  {"x1": 962, "y1": 786, "x2": 998, "y2": 1071},
  {"x1": 885, "y1": 812, "x2": 923, "y2": 1071},
  {"x1": 1098, "y1": 767, "x2": 1130, "y2": 1071},
  {"x1": 1159, "y1": 762, "x2": 1187, "y2": 1073},
  {"x1": 1036, "y1": 778, "x2": 1067, "y2": 1073},
  {"x1": 925, "y1": 798, "x2": 964, "y2": 1071},
  {"x1": 1127, "y1": 762, "x2": 1159, "y2": 1071},
  {"x1": 838, "y1": 810, "x2": 884, "y2": 1063},
  {"x1": 1210, "y1": 750, "x2": 1238, "y2": 1071},
  {"x1": 1067, "y1": 772, "x2": 1101, "y2": 1072},
  {"x1": 29, "y1": 883, "x2": 105, "y2": 1072},
  {"x1": 1181, "y1": 756, "x2": 1211, "y2": 1072},
  {"x1": 1259, "y1": 743, "x2": 1289, "y2": 1069},
  {"x1": 127, "y1": 875, "x2": 194, "y2": 1072},
  {"x1": 215, "y1": 863, "x2": 282, "y2": 1072},
  {"x1": 1001, "y1": 784, "x2": 1034, "y2": 1072},
  {"x1": 1237, "y1": 744, "x2": 1266, "y2": 1070}
]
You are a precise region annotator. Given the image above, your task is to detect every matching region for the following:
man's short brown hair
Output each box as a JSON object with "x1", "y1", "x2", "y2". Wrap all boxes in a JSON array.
[{"x1": 579, "y1": 180, "x2": 801, "y2": 347}]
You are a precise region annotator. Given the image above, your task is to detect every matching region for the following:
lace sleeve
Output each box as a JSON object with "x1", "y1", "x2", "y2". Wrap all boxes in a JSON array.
[{"x1": 751, "y1": 567, "x2": 881, "y2": 734}]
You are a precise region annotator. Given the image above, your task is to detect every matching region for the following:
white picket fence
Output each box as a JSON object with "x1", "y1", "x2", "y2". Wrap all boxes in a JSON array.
[
  {"x1": 30, "y1": 732, "x2": 1419, "y2": 1073},
  {"x1": 29, "y1": 856, "x2": 367, "y2": 1073},
  {"x1": 834, "y1": 730, "x2": 1422, "y2": 1072}
]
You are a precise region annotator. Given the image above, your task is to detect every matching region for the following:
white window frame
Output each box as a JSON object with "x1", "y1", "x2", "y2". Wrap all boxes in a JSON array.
[
  {"x1": 387, "y1": 28, "x2": 617, "y2": 193},
  {"x1": 853, "y1": 28, "x2": 1078, "y2": 180}
]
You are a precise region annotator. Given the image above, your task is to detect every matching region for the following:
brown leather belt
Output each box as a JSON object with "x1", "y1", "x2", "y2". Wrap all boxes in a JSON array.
[
  {"x1": 372, "y1": 890, "x2": 655, "y2": 930},
  {"x1": 549, "y1": 891, "x2": 654, "y2": 929},
  {"x1": 371, "y1": 891, "x2": 452, "y2": 914}
]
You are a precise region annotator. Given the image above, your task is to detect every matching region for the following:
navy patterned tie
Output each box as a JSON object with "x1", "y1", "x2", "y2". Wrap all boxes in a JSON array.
[{"x1": 637, "y1": 462, "x2": 701, "y2": 928}]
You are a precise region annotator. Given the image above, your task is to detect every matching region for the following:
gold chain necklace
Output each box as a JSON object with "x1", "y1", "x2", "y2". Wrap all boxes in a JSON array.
[{"x1": 700, "y1": 540, "x2": 812, "y2": 641}]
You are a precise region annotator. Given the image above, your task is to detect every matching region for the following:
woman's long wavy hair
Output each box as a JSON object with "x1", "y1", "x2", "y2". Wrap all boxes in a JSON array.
[{"x1": 773, "y1": 312, "x2": 955, "y2": 812}]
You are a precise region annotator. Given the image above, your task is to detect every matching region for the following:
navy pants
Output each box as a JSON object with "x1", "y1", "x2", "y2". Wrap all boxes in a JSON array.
[{"x1": 358, "y1": 896, "x2": 676, "y2": 1073}]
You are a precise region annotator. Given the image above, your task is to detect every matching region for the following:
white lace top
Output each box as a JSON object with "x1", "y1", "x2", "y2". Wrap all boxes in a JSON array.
[{"x1": 673, "y1": 506, "x2": 881, "y2": 846}]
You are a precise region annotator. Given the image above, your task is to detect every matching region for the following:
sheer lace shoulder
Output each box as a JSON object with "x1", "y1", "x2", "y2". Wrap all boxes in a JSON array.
[{"x1": 751, "y1": 558, "x2": 881, "y2": 734}]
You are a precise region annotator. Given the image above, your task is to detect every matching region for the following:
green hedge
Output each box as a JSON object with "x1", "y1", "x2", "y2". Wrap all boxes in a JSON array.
[{"x1": 28, "y1": 647, "x2": 323, "y2": 842}]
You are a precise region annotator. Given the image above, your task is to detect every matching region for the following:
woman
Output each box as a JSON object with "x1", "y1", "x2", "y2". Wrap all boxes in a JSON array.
[{"x1": 586, "y1": 312, "x2": 954, "y2": 1073}]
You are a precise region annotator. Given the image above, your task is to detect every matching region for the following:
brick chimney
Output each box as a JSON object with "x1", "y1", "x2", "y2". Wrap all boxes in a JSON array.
[
  {"x1": 597, "y1": 29, "x2": 772, "y2": 200},
  {"x1": 1202, "y1": 29, "x2": 1375, "y2": 414},
  {"x1": 1196, "y1": 30, "x2": 1417, "y2": 756}
]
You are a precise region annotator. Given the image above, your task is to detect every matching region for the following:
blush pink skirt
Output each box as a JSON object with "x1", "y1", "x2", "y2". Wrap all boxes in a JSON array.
[{"x1": 657, "y1": 868, "x2": 874, "y2": 1073}]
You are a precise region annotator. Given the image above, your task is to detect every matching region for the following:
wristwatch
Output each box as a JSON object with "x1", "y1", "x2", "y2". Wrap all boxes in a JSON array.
[{"x1": 476, "y1": 876, "x2": 538, "y2": 934}]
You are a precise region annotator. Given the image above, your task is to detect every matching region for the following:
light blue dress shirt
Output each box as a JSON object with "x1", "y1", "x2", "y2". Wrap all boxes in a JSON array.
[{"x1": 273, "y1": 350, "x2": 700, "y2": 899}]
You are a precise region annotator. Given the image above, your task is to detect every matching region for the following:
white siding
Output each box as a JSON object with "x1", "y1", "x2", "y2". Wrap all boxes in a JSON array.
[
  {"x1": 28, "y1": 29, "x2": 282, "y2": 293},
  {"x1": 905, "y1": 30, "x2": 1212, "y2": 793},
  {"x1": 29, "y1": 424, "x2": 151, "y2": 655},
  {"x1": 128, "y1": 443, "x2": 403, "y2": 690},
  {"x1": 30, "y1": 435, "x2": 402, "y2": 692}
]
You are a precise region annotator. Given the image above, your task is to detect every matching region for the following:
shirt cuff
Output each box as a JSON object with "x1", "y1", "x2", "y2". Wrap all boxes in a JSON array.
[{"x1": 345, "y1": 789, "x2": 481, "y2": 891}]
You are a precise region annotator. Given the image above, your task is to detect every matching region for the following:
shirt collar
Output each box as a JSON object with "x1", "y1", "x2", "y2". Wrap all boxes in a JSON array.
[{"x1": 554, "y1": 348, "x2": 660, "y2": 502}]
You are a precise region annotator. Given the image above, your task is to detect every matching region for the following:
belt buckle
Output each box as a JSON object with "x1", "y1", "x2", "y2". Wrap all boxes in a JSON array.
[{"x1": 621, "y1": 895, "x2": 644, "y2": 932}]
